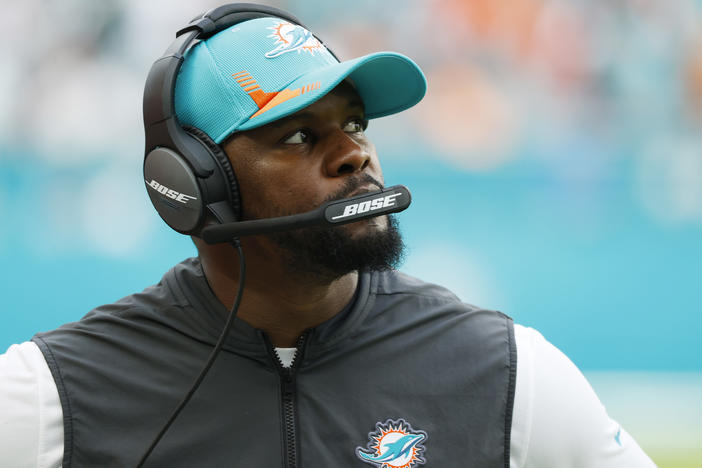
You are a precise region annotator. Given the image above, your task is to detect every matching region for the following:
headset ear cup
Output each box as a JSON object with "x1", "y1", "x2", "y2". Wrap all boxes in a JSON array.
[
  {"x1": 144, "y1": 146, "x2": 205, "y2": 234},
  {"x1": 184, "y1": 126, "x2": 241, "y2": 222}
]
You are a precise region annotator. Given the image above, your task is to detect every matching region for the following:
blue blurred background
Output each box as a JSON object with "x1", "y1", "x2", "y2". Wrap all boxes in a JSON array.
[{"x1": 1, "y1": 1, "x2": 701, "y2": 465}]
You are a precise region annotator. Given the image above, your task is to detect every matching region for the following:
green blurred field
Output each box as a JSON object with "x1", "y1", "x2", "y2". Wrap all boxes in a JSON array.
[
  {"x1": 651, "y1": 453, "x2": 702, "y2": 468},
  {"x1": 586, "y1": 372, "x2": 702, "y2": 468}
]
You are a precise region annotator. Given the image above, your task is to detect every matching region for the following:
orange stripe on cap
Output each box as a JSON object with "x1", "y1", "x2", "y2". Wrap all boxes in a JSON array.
[
  {"x1": 250, "y1": 88, "x2": 302, "y2": 118},
  {"x1": 232, "y1": 72, "x2": 318, "y2": 115},
  {"x1": 247, "y1": 89, "x2": 278, "y2": 109},
  {"x1": 299, "y1": 82, "x2": 320, "y2": 95}
]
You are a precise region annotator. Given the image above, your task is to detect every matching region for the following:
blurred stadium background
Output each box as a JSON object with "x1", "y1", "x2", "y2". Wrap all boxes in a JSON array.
[{"x1": 1, "y1": 1, "x2": 701, "y2": 466}]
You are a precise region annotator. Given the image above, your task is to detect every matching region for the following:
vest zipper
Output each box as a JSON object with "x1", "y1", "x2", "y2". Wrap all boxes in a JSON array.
[
  {"x1": 265, "y1": 331, "x2": 310, "y2": 468},
  {"x1": 281, "y1": 368, "x2": 297, "y2": 468}
]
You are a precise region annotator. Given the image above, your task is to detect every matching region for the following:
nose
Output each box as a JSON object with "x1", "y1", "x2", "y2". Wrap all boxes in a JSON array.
[{"x1": 323, "y1": 129, "x2": 371, "y2": 176}]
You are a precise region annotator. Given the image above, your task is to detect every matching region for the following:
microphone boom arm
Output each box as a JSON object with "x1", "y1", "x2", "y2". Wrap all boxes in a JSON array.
[{"x1": 201, "y1": 185, "x2": 411, "y2": 243}]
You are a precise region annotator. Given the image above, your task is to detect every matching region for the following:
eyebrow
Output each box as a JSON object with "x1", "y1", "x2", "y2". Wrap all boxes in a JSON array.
[
  {"x1": 265, "y1": 98, "x2": 366, "y2": 129},
  {"x1": 347, "y1": 98, "x2": 365, "y2": 111},
  {"x1": 266, "y1": 111, "x2": 316, "y2": 129}
]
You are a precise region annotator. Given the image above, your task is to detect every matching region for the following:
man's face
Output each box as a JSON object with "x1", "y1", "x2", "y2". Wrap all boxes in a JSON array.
[{"x1": 222, "y1": 81, "x2": 404, "y2": 280}]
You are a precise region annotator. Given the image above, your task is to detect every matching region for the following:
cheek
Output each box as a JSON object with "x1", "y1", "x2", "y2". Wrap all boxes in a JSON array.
[{"x1": 236, "y1": 162, "x2": 323, "y2": 219}]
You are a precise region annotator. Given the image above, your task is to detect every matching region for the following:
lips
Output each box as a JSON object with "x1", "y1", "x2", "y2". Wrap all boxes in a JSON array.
[
  {"x1": 343, "y1": 174, "x2": 384, "y2": 198},
  {"x1": 347, "y1": 183, "x2": 383, "y2": 198},
  {"x1": 320, "y1": 173, "x2": 384, "y2": 206}
]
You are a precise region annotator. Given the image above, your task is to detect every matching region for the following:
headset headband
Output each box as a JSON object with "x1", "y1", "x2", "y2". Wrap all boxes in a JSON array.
[
  {"x1": 142, "y1": 3, "x2": 338, "y2": 234},
  {"x1": 144, "y1": 4, "x2": 314, "y2": 174}
]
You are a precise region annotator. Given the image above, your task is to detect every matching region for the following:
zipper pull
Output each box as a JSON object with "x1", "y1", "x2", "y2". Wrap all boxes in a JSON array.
[{"x1": 282, "y1": 369, "x2": 295, "y2": 395}]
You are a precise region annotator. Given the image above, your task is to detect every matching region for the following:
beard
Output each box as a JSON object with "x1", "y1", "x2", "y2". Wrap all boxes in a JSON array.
[
  {"x1": 260, "y1": 175, "x2": 406, "y2": 283},
  {"x1": 269, "y1": 214, "x2": 405, "y2": 282}
]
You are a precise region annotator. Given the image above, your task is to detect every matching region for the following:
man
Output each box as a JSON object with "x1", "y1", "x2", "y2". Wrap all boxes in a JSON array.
[{"x1": 0, "y1": 4, "x2": 657, "y2": 467}]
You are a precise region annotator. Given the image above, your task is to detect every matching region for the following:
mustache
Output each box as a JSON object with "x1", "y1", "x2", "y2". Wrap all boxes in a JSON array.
[{"x1": 323, "y1": 174, "x2": 384, "y2": 204}]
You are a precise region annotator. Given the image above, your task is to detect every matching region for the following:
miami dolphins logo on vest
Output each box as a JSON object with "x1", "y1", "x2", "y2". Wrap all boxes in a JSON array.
[
  {"x1": 266, "y1": 21, "x2": 324, "y2": 58},
  {"x1": 356, "y1": 418, "x2": 428, "y2": 467}
]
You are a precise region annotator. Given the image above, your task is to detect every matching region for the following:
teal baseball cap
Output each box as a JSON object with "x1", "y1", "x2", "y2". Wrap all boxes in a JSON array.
[{"x1": 174, "y1": 16, "x2": 427, "y2": 144}]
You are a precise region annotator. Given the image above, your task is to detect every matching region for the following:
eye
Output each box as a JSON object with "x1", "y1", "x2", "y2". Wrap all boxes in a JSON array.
[
  {"x1": 343, "y1": 118, "x2": 368, "y2": 134},
  {"x1": 282, "y1": 129, "x2": 311, "y2": 144}
]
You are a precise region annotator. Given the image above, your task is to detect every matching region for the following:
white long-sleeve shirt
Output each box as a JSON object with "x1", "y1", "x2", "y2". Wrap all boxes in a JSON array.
[{"x1": 0, "y1": 324, "x2": 657, "y2": 467}]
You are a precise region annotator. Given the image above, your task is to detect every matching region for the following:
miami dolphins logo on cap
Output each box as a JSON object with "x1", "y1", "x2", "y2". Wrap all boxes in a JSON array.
[
  {"x1": 266, "y1": 21, "x2": 324, "y2": 58},
  {"x1": 356, "y1": 418, "x2": 427, "y2": 468}
]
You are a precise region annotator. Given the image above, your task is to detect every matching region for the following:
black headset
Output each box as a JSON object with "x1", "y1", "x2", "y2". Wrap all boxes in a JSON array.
[{"x1": 142, "y1": 3, "x2": 339, "y2": 236}]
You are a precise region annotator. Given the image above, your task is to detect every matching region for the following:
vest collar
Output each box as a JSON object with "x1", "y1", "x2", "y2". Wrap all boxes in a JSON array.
[{"x1": 160, "y1": 257, "x2": 378, "y2": 357}]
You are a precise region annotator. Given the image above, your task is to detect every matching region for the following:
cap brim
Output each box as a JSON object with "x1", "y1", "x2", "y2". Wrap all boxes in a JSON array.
[{"x1": 234, "y1": 52, "x2": 427, "y2": 134}]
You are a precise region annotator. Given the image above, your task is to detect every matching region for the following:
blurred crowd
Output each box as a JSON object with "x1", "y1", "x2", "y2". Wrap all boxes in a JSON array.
[{"x1": 2, "y1": 0, "x2": 702, "y2": 254}]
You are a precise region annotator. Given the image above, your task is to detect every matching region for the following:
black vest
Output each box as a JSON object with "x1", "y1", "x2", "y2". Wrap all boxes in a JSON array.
[{"x1": 34, "y1": 258, "x2": 516, "y2": 467}]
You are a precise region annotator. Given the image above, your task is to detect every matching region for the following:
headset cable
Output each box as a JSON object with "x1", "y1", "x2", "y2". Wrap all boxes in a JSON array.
[{"x1": 135, "y1": 238, "x2": 246, "y2": 468}]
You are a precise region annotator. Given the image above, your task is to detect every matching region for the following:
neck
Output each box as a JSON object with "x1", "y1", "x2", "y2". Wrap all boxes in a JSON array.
[{"x1": 196, "y1": 238, "x2": 358, "y2": 348}]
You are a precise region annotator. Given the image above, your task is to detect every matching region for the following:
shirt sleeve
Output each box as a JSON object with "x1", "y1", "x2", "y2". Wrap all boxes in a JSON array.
[
  {"x1": 0, "y1": 341, "x2": 64, "y2": 468},
  {"x1": 509, "y1": 325, "x2": 658, "y2": 468}
]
